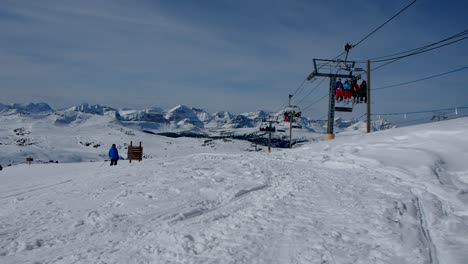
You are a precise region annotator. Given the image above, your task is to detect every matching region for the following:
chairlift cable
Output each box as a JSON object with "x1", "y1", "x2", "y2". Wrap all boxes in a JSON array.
[
  {"x1": 362, "y1": 29, "x2": 468, "y2": 61},
  {"x1": 297, "y1": 78, "x2": 327, "y2": 105},
  {"x1": 302, "y1": 92, "x2": 330, "y2": 112},
  {"x1": 372, "y1": 35, "x2": 468, "y2": 63},
  {"x1": 389, "y1": 116, "x2": 432, "y2": 125},
  {"x1": 373, "y1": 65, "x2": 468, "y2": 90},
  {"x1": 370, "y1": 35, "x2": 468, "y2": 71},
  {"x1": 352, "y1": 0, "x2": 417, "y2": 49},
  {"x1": 291, "y1": 78, "x2": 309, "y2": 97},
  {"x1": 377, "y1": 107, "x2": 468, "y2": 126},
  {"x1": 373, "y1": 105, "x2": 468, "y2": 116}
]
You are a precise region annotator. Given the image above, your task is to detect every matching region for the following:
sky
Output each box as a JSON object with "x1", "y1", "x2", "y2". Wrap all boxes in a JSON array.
[{"x1": 1, "y1": 0, "x2": 467, "y2": 120}]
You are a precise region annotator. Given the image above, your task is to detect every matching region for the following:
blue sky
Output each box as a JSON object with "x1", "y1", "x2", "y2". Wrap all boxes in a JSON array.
[{"x1": 1, "y1": 0, "x2": 467, "y2": 120}]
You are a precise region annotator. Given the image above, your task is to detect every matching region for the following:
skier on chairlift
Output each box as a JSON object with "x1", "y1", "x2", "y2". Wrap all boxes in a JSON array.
[
  {"x1": 335, "y1": 78, "x2": 344, "y2": 102},
  {"x1": 359, "y1": 80, "x2": 367, "y2": 103},
  {"x1": 352, "y1": 79, "x2": 361, "y2": 104},
  {"x1": 343, "y1": 79, "x2": 352, "y2": 103}
]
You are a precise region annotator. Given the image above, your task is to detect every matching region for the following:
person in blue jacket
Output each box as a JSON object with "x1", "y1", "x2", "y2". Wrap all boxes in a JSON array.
[
  {"x1": 343, "y1": 79, "x2": 352, "y2": 102},
  {"x1": 108, "y1": 144, "x2": 119, "y2": 166}
]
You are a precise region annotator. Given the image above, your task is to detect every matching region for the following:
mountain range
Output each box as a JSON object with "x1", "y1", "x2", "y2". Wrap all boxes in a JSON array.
[
  {"x1": 0, "y1": 102, "x2": 393, "y2": 133},
  {"x1": 0, "y1": 102, "x2": 395, "y2": 167}
]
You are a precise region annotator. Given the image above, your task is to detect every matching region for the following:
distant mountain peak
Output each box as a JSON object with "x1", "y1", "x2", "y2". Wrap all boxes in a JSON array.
[
  {"x1": 0, "y1": 102, "x2": 53, "y2": 114},
  {"x1": 165, "y1": 105, "x2": 204, "y2": 128},
  {"x1": 70, "y1": 103, "x2": 116, "y2": 115}
]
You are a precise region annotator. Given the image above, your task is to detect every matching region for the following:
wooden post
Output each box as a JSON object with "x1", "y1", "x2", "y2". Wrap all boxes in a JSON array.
[
  {"x1": 129, "y1": 141, "x2": 132, "y2": 163},
  {"x1": 367, "y1": 60, "x2": 371, "y2": 133},
  {"x1": 139, "y1": 141, "x2": 142, "y2": 161}
]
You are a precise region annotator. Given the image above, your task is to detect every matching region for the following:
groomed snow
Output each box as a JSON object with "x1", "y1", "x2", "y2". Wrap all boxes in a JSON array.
[{"x1": 1, "y1": 117, "x2": 468, "y2": 263}]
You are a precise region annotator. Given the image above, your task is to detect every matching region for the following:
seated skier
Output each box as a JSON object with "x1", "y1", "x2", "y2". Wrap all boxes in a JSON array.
[
  {"x1": 352, "y1": 79, "x2": 361, "y2": 104},
  {"x1": 360, "y1": 80, "x2": 367, "y2": 103},
  {"x1": 343, "y1": 79, "x2": 352, "y2": 103},
  {"x1": 335, "y1": 78, "x2": 344, "y2": 102}
]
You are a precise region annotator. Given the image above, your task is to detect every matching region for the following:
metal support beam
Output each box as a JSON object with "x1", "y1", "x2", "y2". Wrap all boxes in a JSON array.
[
  {"x1": 308, "y1": 72, "x2": 355, "y2": 80},
  {"x1": 327, "y1": 77, "x2": 336, "y2": 137},
  {"x1": 367, "y1": 60, "x2": 371, "y2": 133}
]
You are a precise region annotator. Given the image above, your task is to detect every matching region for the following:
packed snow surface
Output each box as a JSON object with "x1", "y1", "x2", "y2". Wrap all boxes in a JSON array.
[{"x1": 1, "y1": 118, "x2": 468, "y2": 263}]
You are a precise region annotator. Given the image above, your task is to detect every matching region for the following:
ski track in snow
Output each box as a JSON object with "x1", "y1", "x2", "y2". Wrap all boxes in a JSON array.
[
  {"x1": 0, "y1": 180, "x2": 73, "y2": 200},
  {"x1": 1, "y1": 118, "x2": 468, "y2": 263}
]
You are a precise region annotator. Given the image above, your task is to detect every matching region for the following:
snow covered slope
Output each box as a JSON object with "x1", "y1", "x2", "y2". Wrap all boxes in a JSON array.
[
  {"x1": 0, "y1": 105, "x2": 378, "y2": 166},
  {"x1": 1, "y1": 117, "x2": 467, "y2": 263},
  {"x1": 0, "y1": 112, "x2": 253, "y2": 167}
]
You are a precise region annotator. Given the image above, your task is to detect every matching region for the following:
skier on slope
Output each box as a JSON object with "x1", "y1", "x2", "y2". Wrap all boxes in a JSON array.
[{"x1": 108, "y1": 144, "x2": 119, "y2": 166}]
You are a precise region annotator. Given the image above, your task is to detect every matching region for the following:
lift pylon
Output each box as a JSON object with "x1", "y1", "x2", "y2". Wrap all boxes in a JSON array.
[
  {"x1": 306, "y1": 59, "x2": 364, "y2": 140},
  {"x1": 259, "y1": 116, "x2": 278, "y2": 153}
]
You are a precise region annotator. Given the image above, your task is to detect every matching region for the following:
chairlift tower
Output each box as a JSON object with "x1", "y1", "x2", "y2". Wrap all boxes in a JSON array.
[
  {"x1": 285, "y1": 94, "x2": 302, "y2": 148},
  {"x1": 306, "y1": 59, "x2": 363, "y2": 140},
  {"x1": 259, "y1": 116, "x2": 278, "y2": 153}
]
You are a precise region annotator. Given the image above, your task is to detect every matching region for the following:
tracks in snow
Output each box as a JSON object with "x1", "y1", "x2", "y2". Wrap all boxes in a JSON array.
[
  {"x1": 412, "y1": 194, "x2": 439, "y2": 264},
  {"x1": 0, "y1": 179, "x2": 73, "y2": 200},
  {"x1": 2, "y1": 143, "x2": 466, "y2": 263}
]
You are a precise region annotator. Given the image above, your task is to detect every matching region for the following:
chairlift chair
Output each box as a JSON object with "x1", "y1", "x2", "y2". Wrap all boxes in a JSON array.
[
  {"x1": 259, "y1": 119, "x2": 276, "y2": 132},
  {"x1": 335, "y1": 104, "x2": 353, "y2": 112},
  {"x1": 259, "y1": 124, "x2": 276, "y2": 132},
  {"x1": 335, "y1": 89, "x2": 366, "y2": 112},
  {"x1": 283, "y1": 105, "x2": 302, "y2": 122}
]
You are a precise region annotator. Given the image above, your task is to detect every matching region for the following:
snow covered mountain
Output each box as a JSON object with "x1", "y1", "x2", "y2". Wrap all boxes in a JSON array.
[
  {"x1": 69, "y1": 103, "x2": 118, "y2": 116},
  {"x1": 0, "y1": 102, "x2": 394, "y2": 134},
  {"x1": 118, "y1": 108, "x2": 168, "y2": 123},
  {"x1": 225, "y1": 114, "x2": 254, "y2": 128},
  {"x1": 0, "y1": 102, "x2": 53, "y2": 115},
  {"x1": 207, "y1": 111, "x2": 233, "y2": 128},
  {"x1": 241, "y1": 110, "x2": 269, "y2": 124},
  {"x1": 164, "y1": 105, "x2": 205, "y2": 128},
  {"x1": 192, "y1": 107, "x2": 212, "y2": 123}
]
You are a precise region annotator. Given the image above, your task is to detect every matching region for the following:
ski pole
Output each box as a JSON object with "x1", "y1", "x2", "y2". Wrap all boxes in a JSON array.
[{"x1": 99, "y1": 160, "x2": 108, "y2": 168}]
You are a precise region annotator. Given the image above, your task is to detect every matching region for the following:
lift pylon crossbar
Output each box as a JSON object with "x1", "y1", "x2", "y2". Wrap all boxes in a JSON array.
[
  {"x1": 307, "y1": 59, "x2": 357, "y2": 80},
  {"x1": 308, "y1": 72, "x2": 354, "y2": 80}
]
